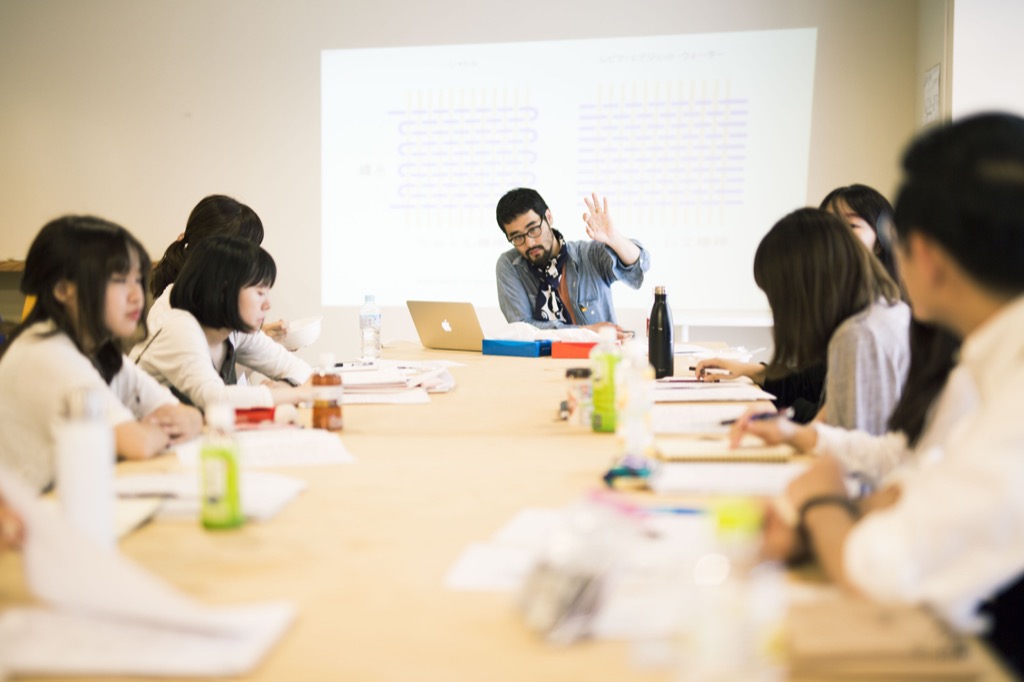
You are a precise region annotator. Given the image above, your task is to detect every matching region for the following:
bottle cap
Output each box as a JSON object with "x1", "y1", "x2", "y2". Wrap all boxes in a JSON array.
[
  {"x1": 205, "y1": 403, "x2": 235, "y2": 431},
  {"x1": 654, "y1": 285, "x2": 667, "y2": 295},
  {"x1": 364, "y1": 294, "x2": 375, "y2": 303}
]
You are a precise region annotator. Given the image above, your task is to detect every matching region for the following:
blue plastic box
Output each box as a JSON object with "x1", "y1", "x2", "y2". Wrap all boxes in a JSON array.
[{"x1": 482, "y1": 339, "x2": 553, "y2": 357}]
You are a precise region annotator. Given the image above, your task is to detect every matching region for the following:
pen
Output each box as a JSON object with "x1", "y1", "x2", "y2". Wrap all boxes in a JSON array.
[
  {"x1": 720, "y1": 407, "x2": 795, "y2": 426},
  {"x1": 689, "y1": 366, "x2": 730, "y2": 376}
]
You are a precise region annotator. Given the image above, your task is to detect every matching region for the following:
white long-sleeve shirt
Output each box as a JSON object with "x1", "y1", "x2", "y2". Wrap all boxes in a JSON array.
[
  {"x1": 844, "y1": 295, "x2": 1024, "y2": 633},
  {"x1": 813, "y1": 365, "x2": 977, "y2": 486},
  {"x1": 0, "y1": 322, "x2": 178, "y2": 491},
  {"x1": 131, "y1": 287, "x2": 313, "y2": 410}
]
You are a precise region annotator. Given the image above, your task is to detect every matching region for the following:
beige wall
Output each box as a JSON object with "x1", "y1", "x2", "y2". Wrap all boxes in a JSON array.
[{"x1": 0, "y1": 0, "x2": 929, "y2": 358}]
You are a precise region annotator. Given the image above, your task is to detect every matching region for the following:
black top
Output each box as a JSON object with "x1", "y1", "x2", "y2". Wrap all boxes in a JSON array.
[{"x1": 761, "y1": 363, "x2": 826, "y2": 424}]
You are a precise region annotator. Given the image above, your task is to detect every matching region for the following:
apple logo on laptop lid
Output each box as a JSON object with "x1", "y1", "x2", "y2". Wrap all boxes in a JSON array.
[{"x1": 441, "y1": 319, "x2": 452, "y2": 333}]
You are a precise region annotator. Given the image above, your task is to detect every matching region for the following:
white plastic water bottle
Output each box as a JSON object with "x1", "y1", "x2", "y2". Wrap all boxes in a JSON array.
[
  {"x1": 55, "y1": 387, "x2": 115, "y2": 548},
  {"x1": 359, "y1": 294, "x2": 382, "y2": 360},
  {"x1": 615, "y1": 339, "x2": 655, "y2": 460}
]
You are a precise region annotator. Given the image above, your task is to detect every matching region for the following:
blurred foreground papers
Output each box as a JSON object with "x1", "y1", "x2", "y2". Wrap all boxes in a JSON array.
[{"x1": 0, "y1": 465, "x2": 295, "y2": 677}]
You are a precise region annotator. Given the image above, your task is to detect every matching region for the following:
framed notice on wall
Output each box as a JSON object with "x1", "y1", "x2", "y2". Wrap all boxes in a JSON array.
[{"x1": 923, "y1": 63, "x2": 941, "y2": 124}]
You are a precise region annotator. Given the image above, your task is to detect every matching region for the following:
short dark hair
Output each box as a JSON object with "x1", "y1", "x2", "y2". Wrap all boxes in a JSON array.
[
  {"x1": 819, "y1": 184, "x2": 899, "y2": 286},
  {"x1": 4, "y1": 215, "x2": 151, "y2": 382},
  {"x1": 150, "y1": 194, "x2": 264, "y2": 297},
  {"x1": 170, "y1": 234, "x2": 276, "y2": 332},
  {"x1": 496, "y1": 188, "x2": 548, "y2": 233},
  {"x1": 755, "y1": 208, "x2": 902, "y2": 376},
  {"x1": 894, "y1": 112, "x2": 1024, "y2": 295}
]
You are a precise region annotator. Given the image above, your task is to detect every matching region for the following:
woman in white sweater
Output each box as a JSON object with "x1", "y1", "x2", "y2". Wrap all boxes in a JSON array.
[
  {"x1": 731, "y1": 320, "x2": 971, "y2": 488},
  {"x1": 132, "y1": 234, "x2": 312, "y2": 410},
  {"x1": 0, "y1": 216, "x2": 202, "y2": 491}
]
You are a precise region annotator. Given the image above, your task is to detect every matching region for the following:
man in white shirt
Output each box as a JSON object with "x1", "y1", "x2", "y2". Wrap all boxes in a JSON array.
[{"x1": 763, "y1": 112, "x2": 1024, "y2": 674}]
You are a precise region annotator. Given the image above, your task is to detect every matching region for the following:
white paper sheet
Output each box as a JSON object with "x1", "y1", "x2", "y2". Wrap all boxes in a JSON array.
[
  {"x1": 115, "y1": 471, "x2": 307, "y2": 522},
  {"x1": 653, "y1": 385, "x2": 776, "y2": 403},
  {"x1": 342, "y1": 388, "x2": 430, "y2": 405},
  {"x1": 443, "y1": 542, "x2": 539, "y2": 591},
  {"x1": 648, "y1": 461, "x2": 809, "y2": 495},
  {"x1": 652, "y1": 404, "x2": 749, "y2": 434},
  {"x1": 0, "y1": 466, "x2": 295, "y2": 677},
  {"x1": 175, "y1": 428, "x2": 355, "y2": 468}
]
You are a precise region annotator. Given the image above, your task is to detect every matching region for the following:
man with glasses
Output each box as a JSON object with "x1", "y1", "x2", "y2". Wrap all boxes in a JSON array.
[{"x1": 495, "y1": 188, "x2": 650, "y2": 336}]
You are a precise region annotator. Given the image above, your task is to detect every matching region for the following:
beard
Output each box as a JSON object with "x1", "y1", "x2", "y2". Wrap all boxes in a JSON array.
[{"x1": 525, "y1": 244, "x2": 553, "y2": 267}]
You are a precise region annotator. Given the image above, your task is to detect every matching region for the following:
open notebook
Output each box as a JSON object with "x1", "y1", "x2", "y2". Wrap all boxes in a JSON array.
[{"x1": 654, "y1": 435, "x2": 794, "y2": 462}]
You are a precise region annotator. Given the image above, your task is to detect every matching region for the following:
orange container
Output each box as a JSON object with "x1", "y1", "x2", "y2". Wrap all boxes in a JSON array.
[{"x1": 551, "y1": 341, "x2": 598, "y2": 359}]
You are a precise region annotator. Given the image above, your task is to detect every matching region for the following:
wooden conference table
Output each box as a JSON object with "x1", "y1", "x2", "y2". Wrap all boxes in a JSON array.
[{"x1": 0, "y1": 342, "x2": 1014, "y2": 681}]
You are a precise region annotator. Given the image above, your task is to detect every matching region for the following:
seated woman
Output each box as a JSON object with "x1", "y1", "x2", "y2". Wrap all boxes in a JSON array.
[
  {"x1": 820, "y1": 183, "x2": 901, "y2": 286},
  {"x1": 699, "y1": 185, "x2": 903, "y2": 424},
  {"x1": 700, "y1": 208, "x2": 910, "y2": 435},
  {"x1": 0, "y1": 216, "x2": 202, "y2": 491},
  {"x1": 132, "y1": 234, "x2": 311, "y2": 410},
  {"x1": 147, "y1": 194, "x2": 287, "y2": 343},
  {"x1": 731, "y1": 320, "x2": 967, "y2": 488}
]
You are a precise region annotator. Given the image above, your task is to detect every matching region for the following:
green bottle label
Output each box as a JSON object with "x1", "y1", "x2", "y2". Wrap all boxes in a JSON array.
[
  {"x1": 200, "y1": 443, "x2": 244, "y2": 529},
  {"x1": 591, "y1": 352, "x2": 618, "y2": 433}
]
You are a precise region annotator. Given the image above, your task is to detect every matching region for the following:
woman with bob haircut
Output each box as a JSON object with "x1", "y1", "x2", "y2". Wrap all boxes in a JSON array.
[
  {"x1": 819, "y1": 183, "x2": 901, "y2": 287},
  {"x1": 701, "y1": 208, "x2": 911, "y2": 435},
  {"x1": 149, "y1": 194, "x2": 265, "y2": 300},
  {"x1": 0, "y1": 216, "x2": 202, "y2": 491},
  {"x1": 132, "y1": 234, "x2": 312, "y2": 410}
]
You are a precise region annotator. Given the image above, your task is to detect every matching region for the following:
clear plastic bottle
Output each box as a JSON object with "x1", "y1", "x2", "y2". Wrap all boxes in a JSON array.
[
  {"x1": 200, "y1": 403, "x2": 244, "y2": 530},
  {"x1": 590, "y1": 326, "x2": 621, "y2": 433},
  {"x1": 312, "y1": 352, "x2": 343, "y2": 431},
  {"x1": 648, "y1": 285, "x2": 674, "y2": 379},
  {"x1": 679, "y1": 499, "x2": 786, "y2": 681},
  {"x1": 615, "y1": 339, "x2": 655, "y2": 460},
  {"x1": 359, "y1": 294, "x2": 382, "y2": 360},
  {"x1": 55, "y1": 387, "x2": 115, "y2": 547}
]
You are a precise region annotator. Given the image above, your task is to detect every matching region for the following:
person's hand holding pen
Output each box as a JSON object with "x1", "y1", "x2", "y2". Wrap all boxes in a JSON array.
[
  {"x1": 693, "y1": 358, "x2": 766, "y2": 384},
  {"x1": 725, "y1": 406, "x2": 818, "y2": 452}
]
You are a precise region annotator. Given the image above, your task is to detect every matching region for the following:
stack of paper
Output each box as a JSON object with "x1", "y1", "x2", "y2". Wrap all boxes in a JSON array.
[
  {"x1": 653, "y1": 380, "x2": 776, "y2": 403},
  {"x1": 115, "y1": 471, "x2": 307, "y2": 521},
  {"x1": 648, "y1": 461, "x2": 809, "y2": 495},
  {"x1": 175, "y1": 428, "x2": 355, "y2": 468},
  {"x1": 0, "y1": 466, "x2": 295, "y2": 677}
]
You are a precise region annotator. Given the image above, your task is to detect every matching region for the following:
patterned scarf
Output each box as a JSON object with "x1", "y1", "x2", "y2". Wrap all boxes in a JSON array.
[{"x1": 527, "y1": 228, "x2": 570, "y2": 323}]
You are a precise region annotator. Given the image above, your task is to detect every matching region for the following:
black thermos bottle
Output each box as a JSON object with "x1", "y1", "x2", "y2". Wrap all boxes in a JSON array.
[{"x1": 648, "y1": 286, "x2": 674, "y2": 379}]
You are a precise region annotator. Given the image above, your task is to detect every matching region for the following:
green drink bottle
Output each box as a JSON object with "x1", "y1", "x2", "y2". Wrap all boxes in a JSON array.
[
  {"x1": 590, "y1": 326, "x2": 621, "y2": 433},
  {"x1": 200, "y1": 403, "x2": 244, "y2": 530}
]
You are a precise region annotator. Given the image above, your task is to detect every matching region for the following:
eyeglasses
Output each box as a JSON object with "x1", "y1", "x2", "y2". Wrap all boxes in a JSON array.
[{"x1": 507, "y1": 218, "x2": 546, "y2": 246}]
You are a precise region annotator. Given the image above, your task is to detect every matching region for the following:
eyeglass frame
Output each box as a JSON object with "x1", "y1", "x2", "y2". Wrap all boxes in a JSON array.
[{"x1": 507, "y1": 216, "x2": 547, "y2": 246}]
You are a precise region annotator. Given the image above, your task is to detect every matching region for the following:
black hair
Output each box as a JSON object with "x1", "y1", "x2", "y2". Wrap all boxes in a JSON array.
[
  {"x1": 2, "y1": 215, "x2": 151, "y2": 382},
  {"x1": 170, "y1": 234, "x2": 276, "y2": 332},
  {"x1": 495, "y1": 188, "x2": 549, "y2": 234},
  {"x1": 150, "y1": 194, "x2": 264, "y2": 298},
  {"x1": 886, "y1": 319, "x2": 960, "y2": 447},
  {"x1": 894, "y1": 112, "x2": 1024, "y2": 295},
  {"x1": 819, "y1": 184, "x2": 900, "y2": 286}
]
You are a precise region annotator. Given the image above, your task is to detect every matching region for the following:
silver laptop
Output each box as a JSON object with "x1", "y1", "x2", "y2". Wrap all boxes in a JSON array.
[{"x1": 406, "y1": 301, "x2": 485, "y2": 352}]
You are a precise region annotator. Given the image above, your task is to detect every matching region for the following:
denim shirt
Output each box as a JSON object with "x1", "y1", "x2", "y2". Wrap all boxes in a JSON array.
[{"x1": 495, "y1": 239, "x2": 650, "y2": 328}]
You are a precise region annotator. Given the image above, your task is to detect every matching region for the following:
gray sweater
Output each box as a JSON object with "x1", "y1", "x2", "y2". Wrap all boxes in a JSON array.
[{"x1": 825, "y1": 300, "x2": 912, "y2": 435}]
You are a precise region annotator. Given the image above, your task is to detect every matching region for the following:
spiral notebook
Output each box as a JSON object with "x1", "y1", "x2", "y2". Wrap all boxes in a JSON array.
[{"x1": 654, "y1": 435, "x2": 794, "y2": 462}]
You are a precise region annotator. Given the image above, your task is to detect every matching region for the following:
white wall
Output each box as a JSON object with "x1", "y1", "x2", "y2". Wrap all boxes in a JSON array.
[
  {"x1": 0, "y1": 0, "x2": 926, "y2": 361},
  {"x1": 951, "y1": 0, "x2": 1024, "y2": 119}
]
